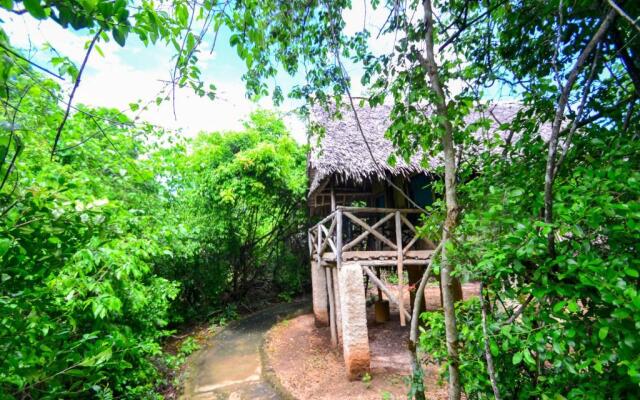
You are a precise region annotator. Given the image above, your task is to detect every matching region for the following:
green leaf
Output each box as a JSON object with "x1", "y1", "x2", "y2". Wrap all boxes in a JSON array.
[
  {"x1": 490, "y1": 340, "x2": 499, "y2": 357},
  {"x1": 598, "y1": 326, "x2": 609, "y2": 341},
  {"x1": 23, "y1": 0, "x2": 46, "y2": 19},
  {"x1": 0, "y1": 238, "x2": 11, "y2": 257},
  {"x1": 567, "y1": 299, "x2": 579, "y2": 313},
  {"x1": 523, "y1": 350, "x2": 535, "y2": 365},
  {"x1": 512, "y1": 351, "x2": 523, "y2": 365},
  {"x1": 0, "y1": 0, "x2": 13, "y2": 10},
  {"x1": 112, "y1": 27, "x2": 128, "y2": 47},
  {"x1": 624, "y1": 268, "x2": 639, "y2": 278}
]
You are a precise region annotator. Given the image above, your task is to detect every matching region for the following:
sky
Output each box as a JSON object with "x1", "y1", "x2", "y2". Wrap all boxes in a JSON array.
[
  {"x1": 1, "y1": 3, "x2": 516, "y2": 144},
  {"x1": 0, "y1": 3, "x2": 397, "y2": 144}
]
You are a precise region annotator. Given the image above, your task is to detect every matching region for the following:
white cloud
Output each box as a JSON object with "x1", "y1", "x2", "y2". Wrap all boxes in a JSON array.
[{"x1": 1, "y1": 11, "x2": 307, "y2": 142}]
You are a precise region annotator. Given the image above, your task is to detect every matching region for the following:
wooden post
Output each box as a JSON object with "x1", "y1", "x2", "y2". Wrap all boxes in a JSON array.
[
  {"x1": 336, "y1": 210, "x2": 343, "y2": 267},
  {"x1": 326, "y1": 267, "x2": 338, "y2": 347},
  {"x1": 331, "y1": 186, "x2": 336, "y2": 211},
  {"x1": 395, "y1": 211, "x2": 406, "y2": 326},
  {"x1": 334, "y1": 209, "x2": 343, "y2": 341},
  {"x1": 319, "y1": 225, "x2": 337, "y2": 346},
  {"x1": 362, "y1": 265, "x2": 411, "y2": 321},
  {"x1": 376, "y1": 267, "x2": 383, "y2": 301},
  {"x1": 332, "y1": 267, "x2": 342, "y2": 342}
]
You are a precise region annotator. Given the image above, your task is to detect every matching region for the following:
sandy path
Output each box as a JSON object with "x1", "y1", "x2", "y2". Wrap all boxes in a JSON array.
[{"x1": 183, "y1": 300, "x2": 310, "y2": 400}]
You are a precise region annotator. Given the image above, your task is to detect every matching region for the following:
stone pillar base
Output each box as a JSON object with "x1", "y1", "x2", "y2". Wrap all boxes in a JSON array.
[
  {"x1": 338, "y1": 262, "x2": 370, "y2": 380},
  {"x1": 311, "y1": 261, "x2": 329, "y2": 326}
]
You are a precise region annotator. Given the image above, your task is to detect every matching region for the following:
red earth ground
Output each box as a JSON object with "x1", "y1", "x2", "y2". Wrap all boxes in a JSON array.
[{"x1": 264, "y1": 282, "x2": 480, "y2": 400}]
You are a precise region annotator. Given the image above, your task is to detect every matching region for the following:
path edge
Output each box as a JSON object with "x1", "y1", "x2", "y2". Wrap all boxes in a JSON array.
[{"x1": 259, "y1": 307, "x2": 311, "y2": 400}]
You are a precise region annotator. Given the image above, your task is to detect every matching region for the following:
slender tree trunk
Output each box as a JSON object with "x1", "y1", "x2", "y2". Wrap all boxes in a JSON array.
[
  {"x1": 544, "y1": 7, "x2": 617, "y2": 255},
  {"x1": 421, "y1": 0, "x2": 462, "y2": 398}
]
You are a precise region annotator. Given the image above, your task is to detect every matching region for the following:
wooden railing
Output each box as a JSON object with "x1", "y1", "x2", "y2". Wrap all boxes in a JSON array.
[
  {"x1": 308, "y1": 206, "x2": 434, "y2": 327},
  {"x1": 308, "y1": 206, "x2": 430, "y2": 260}
]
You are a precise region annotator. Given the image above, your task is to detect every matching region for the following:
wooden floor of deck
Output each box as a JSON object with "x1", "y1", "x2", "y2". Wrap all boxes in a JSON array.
[{"x1": 320, "y1": 250, "x2": 434, "y2": 265}]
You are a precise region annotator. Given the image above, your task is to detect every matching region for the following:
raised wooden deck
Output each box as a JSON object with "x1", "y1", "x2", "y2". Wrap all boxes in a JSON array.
[{"x1": 308, "y1": 206, "x2": 434, "y2": 331}]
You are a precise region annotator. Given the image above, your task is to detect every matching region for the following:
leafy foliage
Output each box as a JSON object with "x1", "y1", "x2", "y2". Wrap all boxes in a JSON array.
[
  {"x1": 155, "y1": 111, "x2": 309, "y2": 322},
  {"x1": 0, "y1": 74, "x2": 181, "y2": 398},
  {"x1": 0, "y1": 56, "x2": 308, "y2": 396}
]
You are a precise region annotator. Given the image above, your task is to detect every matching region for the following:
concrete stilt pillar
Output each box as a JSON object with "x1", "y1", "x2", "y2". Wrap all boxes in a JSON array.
[
  {"x1": 338, "y1": 262, "x2": 370, "y2": 380},
  {"x1": 332, "y1": 266, "x2": 343, "y2": 342},
  {"x1": 311, "y1": 261, "x2": 329, "y2": 326}
]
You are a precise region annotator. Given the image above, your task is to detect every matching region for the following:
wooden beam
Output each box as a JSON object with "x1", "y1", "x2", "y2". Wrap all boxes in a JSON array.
[
  {"x1": 334, "y1": 210, "x2": 343, "y2": 343},
  {"x1": 400, "y1": 214, "x2": 437, "y2": 249},
  {"x1": 395, "y1": 211, "x2": 406, "y2": 326},
  {"x1": 336, "y1": 209, "x2": 343, "y2": 268},
  {"x1": 342, "y1": 212, "x2": 395, "y2": 251},
  {"x1": 331, "y1": 187, "x2": 336, "y2": 211},
  {"x1": 322, "y1": 249, "x2": 434, "y2": 262},
  {"x1": 320, "y1": 224, "x2": 337, "y2": 254},
  {"x1": 403, "y1": 234, "x2": 420, "y2": 255},
  {"x1": 317, "y1": 225, "x2": 337, "y2": 346},
  {"x1": 319, "y1": 217, "x2": 337, "y2": 255},
  {"x1": 338, "y1": 206, "x2": 423, "y2": 214},
  {"x1": 344, "y1": 211, "x2": 397, "y2": 250},
  {"x1": 362, "y1": 265, "x2": 411, "y2": 322}
]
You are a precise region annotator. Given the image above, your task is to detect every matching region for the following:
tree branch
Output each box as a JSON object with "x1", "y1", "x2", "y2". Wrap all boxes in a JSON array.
[
  {"x1": 505, "y1": 294, "x2": 533, "y2": 324},
  {"x1": 544, "y1": 8, "x2": 617, "y2": 255},
  {"x1": 480, "y1": 282, "x2": 501, "y2": 400},
  {"x1": 554, "y1": 46, "x2": 601, "y2": 177},
  {"x1": 0, "y1": 43, "x2": 65, "y2": 81},
  {"x1": 607, "y1": 0, "x2": 640, "y2": 34},
  {"x1": 50, "y1": 29, "x2": 102, "y2": 160}
]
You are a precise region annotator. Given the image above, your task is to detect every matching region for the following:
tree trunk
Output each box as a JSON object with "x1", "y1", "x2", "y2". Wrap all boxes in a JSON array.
[{"x1": 421, "y1": 0, "x2": 462, "y2": 398}]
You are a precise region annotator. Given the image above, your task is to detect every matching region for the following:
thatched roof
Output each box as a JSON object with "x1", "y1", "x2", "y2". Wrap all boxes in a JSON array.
[{"x1": 308, "y1": 102, "x2": 544, "y2": 197}]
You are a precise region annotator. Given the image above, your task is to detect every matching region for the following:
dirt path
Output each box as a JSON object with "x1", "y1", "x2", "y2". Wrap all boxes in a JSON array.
[{"x1": 183, "y1": 300, "x2": 310, "y2": 400}]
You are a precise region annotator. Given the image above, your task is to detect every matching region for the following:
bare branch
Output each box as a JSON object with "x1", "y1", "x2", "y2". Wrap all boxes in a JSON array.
[
  {"x1": 50, "y1": 29, "x2": 102, "y2": 160},
  {"x1": 607, "y1": 0, "x2": 640, "y2": 34},
  {"x1": 505, "y1": 294, "x2": 533, "y2": 324},
  {"x1": 0, "y1": 43, "x2": 65, "y2": 81},
  {"x1": 544, "y1": 8, "x2": 617, "y2": 255},
  {"x1": 480, "y1": 282, "x2": 502, "y2": 400},
  {"x1": 555, "y1": 46, "x2": 601, "y2": 177}
]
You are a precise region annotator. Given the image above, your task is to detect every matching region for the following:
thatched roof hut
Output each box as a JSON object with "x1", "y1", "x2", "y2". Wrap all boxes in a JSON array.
[{"x1": 307, "y1": 102, "x2": 531, "y2": 212}]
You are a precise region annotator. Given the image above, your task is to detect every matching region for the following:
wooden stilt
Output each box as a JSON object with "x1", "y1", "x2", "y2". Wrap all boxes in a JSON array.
[
  {"x1": 362, "y1": 265, "x2": 411, "y2": 321},
  {"x1": 376, "y1": 267, "x2": 383, "y2": 302},
  {"x1": 326, "y1": 266, "x2": 338, "y2": 347},
  {"x1": 395, "y1": 211, "x2": 406, "y2": 326},
  {"x1": 332, "y1": 267, "x2": 342, "y2": 342},
  {"x1": 319, "y1": 225, "x2": 337, "y2": 347},
  {"x1": 334, "y1": 209, "x2": 343, "y2": 342}
]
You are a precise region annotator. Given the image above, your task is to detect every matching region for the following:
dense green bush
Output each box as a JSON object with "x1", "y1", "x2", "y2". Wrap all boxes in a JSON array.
[
  {"x1": 0, "y1": 76, "x2": 183, "y2": 397},
  {"x1": 155, "y1": 111, "x2": 309, "y2": 322},
  {"x1": 0, "y1": 61, "x2": 308, "y2": 396},
  {"x1": 419, "y1": 125, "x2": 640, "y2": 399}
]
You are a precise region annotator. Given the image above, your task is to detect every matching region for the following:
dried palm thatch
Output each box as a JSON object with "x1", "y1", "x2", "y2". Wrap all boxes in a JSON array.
[{"x1": 308, "y1": 102, "x2": 549, "y2": 198}]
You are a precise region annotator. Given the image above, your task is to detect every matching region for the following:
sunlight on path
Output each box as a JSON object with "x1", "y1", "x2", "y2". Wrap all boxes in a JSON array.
[{"x1": 183, "y1": 300, "x2": 310, "y2": 400}]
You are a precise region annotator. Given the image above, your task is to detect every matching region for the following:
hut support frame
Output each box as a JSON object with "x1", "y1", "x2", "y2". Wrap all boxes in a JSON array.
[{"x1": 308, "y1": 206, "x2": 435, "y2": 379}]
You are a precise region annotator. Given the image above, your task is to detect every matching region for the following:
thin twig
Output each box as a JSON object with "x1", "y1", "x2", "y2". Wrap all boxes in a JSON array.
[
  {"x1": 505, "y1": 294, "x2": 533, "y2": 324},
  {"x1": 0, "y1": 43, "x2": 65, "y2": 80},
  {"x1": 555, "y1": 46, "x2": 600, "y2": 177},
  {"x1": 544, "y1": 8, "x2": 617, "y2": 254},
  {"x1": 50, "y1": 29, "x2": 102, "y2": 159},
  {"x1": 480, "y1": 282, "x2": 502, "y2": 400},
  {"x1": 607, "y1": 0, "x2": 640, "y2": 34}
]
